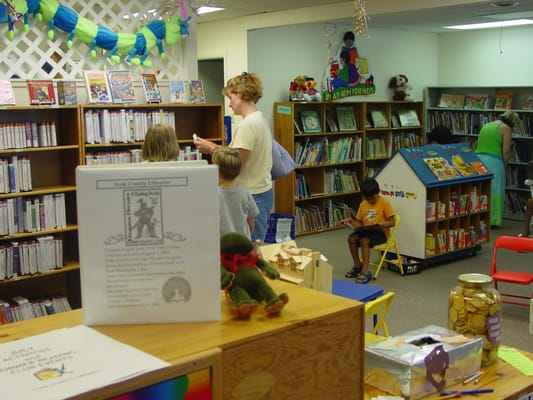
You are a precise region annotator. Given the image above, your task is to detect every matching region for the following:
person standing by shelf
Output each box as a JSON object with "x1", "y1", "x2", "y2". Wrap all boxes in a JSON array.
[
  {"x1": 141, "y1": 123, "x2": 180, "y2": 162},
  {"x1": 475, "y1": 111, "x2": 520, "y2": 228},
  {"x1": 194, "y1": 72, "x2": 273, "y2": 243}
]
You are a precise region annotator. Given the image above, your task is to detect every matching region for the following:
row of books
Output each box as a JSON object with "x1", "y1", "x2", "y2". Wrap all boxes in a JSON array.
[
  {"x1": 84, "y1": 109, "x2": 176, "y2": 144},
  {"x1": 0, "y1": 156, "x2": 32, "y2": 194},
  {"x1": 425, "y1": 190, "x2": 489, "y2": 221},
  {"x1": 0, "y1": 193, "x2": 66, "y2": 236},
  {"x1": 326, "y1": 200, "x2": 355, "y2": 227},
  {"x1": 438, "y1": 91, "x2": 533, "y2": 110},
  {"x1": 366, "y1": 136, "x2": 391, "y2": 159},
  {"x1": 425, "y1": 223, "x2": 488, "y2": 256},
  {"x1": 0, "y1": 294, "x2": 71, "y2": 324},
  {"x1": 0, "y1": 235, "x2": 64, "y2": 280},
  {"x1": 391, "y1": 132, "x2": 421, "y2": 152},
  {"x1": 506, "y1": 165, "x2": 527, "y2": 189},
  {"x1": 509, "y1": 142, "x2": 531, "y2": 163},
  {"x1": 504, "y1": 191, "x2": 528, "y2": 216},
  {"x1": 0, "y1": 75, "x2": 206, "y2": 106},
  {"x1": 367, "y1": 109, "x2": 421, "y2": 128},
  {"x1": 85, "y1": 147, "x2": 202, "y2": 165},
  {"x1": 295, "y1": 200, "x2": 356, "y2": 234},
  {"x1": 0, "y1": 122, "x2": 58, "y2": 150},
  {"x1": 295, "y1": 169, "x2": 360, "y2": 199},
  {"x1": 295, "y1": 136, "x2": 362, "y2": 166}
]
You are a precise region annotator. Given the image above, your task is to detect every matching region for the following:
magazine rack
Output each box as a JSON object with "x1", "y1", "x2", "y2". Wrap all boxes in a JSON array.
[{"x1": 376, "y1": 143, "x2": 492, "y2": 267}]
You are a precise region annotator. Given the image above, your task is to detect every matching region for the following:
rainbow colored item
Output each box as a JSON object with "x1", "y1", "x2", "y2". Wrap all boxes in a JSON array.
[{"x1": 0, "y1": 0, "x2": 191, "y2": 67}]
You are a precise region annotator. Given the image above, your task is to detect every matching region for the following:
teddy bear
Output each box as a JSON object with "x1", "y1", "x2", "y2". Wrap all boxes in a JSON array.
[
  {"x1": 388, "y1": 74, "x2": 411, "y2": 101},
  {"x1": 220, "y1": 232, "x2": 289, "y2": 317}
]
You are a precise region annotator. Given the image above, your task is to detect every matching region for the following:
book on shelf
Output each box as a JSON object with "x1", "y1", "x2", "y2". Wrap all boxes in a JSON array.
[
  {"x1": 293, "y1": 118, "x2": 303, "y2": 134},
  {"x1": 391, "y1": 112, "x2": 400, "y2": 128},
  {"x1": 0, "y1": 79, "x2": 16, "y2": 105},
  {"x1": 169, "y1": 80, "x2": 189, "y2": 103},
  {"x1": 84, "y1": 70, "x2": 112, "y2": 103},
  {"x1": 438, "y1": 93, "x2": 465, "y2": 108},
  {"x1": 398, "y1": 109, "x2": 420, "y2": 127},
  {"x1": 336, "y1": 106, "x2": 357, "y2": 131},
  {"x1": 370, "y1": 110, "x2": 388, "y2": 128},
  {"x1": 189, "y1": 79, "x2": 206, "y2": 103},
  {"x1": 522, "y1": 94, "x2": 533, "y2": 110},
  {"x1": 141, "y1": 73, "x2": 162, "y2": 103},
  {"x1": 325, "y1": 111, "x2": 339, "y2": 132},
  {"x1": 26, "y1": 80, "x2": 55, "y2": 105},
  {"x1": 464, "y1": 94, "x2": 489, "y2": 109},
  {"x1": 423, "y1": 157, "x2": 459, "y2": 180},
  {"x1": 300, "y1": 110, "x2": 322, "y2": 133},
  {"x1": 56, "y1": 80, "x2": 77, "y2": 105},
  {"x1": 494, "y1": 90, "x2": 513, "y2": 110},
  {"x1": 107, "y1": 70, "x2": 136, "y2": 103}
]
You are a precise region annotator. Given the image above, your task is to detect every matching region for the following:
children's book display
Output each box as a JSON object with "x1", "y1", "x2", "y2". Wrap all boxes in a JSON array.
[
  {"x1": 169, "y1": 80, "x2": 188, "y2": 103},
  {"x1": 84, "y1": 70, "x2": 111, "y2": 103},
  {"x1": 190, "y1": 80, "x2": 206, "y2": 103},
  {"x1": 76, "y1": 162, "x2": 221, "y2": 325},
  {"x1": 464, "y1": 94, "x2": 489, "y2": 109},
  {"x1": 370, "y1": 110, "x2": 388, "y2": 128},
  {"x1": 336, "y1": 106, "x2": 357, "y2": 131},
  {"x1": 27, "y1": 79, "x2": 56, "y2": 105},
  {"x1": 107, "y1": 70, "x2": 136, "y2": 103},
  {"x1": 494, "y1": 90, "x2": 513, "y2": 110},
  {"x1": 141, "y1": 73, "x2": 162, "y2": 103},
  {"x1": 57, "y1": 80, "x2": 78, "y2": 105},
  {"x1": 438, "y1": 93, "x2": 465, "y2": 108},
  {"x1": 398, "y1": 109, "x2": 420, "y2": 126},
  {"x1": 0, "y1": 79, "x2": 16, "y2": 105},
  {"x1": 301, "y1": 110, "x2": 321, "y2": 133}
]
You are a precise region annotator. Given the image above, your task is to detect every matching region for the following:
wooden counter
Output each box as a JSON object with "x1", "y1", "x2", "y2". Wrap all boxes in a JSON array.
[
  {"x1": 365, "y1": 349, "x2": 533, "y2": 400},
  {"x1": 0, "y1": 280, "x2": 364, "y2": 400}
]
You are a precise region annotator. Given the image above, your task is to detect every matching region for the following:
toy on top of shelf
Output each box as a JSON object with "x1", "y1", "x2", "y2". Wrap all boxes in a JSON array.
[
  {"x1": 302, "y1": 77, "x2": 322, "y2": 102},
  {"x1": 288, "y1": 75, "x2": 307, "y2": 102},
  {"x1": 388, "y1": 74, "x2": 411, "y2": 101}
]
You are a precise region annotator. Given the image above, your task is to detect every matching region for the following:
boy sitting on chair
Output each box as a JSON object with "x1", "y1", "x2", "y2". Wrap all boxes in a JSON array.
[{"x1": 340, "y1": 178, "x2": 396, "y2": 284}]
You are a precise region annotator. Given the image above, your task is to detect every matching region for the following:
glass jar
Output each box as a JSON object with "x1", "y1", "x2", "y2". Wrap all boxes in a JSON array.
[{"x1": 448, "y1": 273, "x2": 501, "y2": 365}]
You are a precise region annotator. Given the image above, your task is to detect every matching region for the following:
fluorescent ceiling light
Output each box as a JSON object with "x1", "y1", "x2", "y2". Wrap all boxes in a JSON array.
[
  {"x1": 197, "y1": 6, "x2": 225, "y2": 15},
  {"x1": 445, "y1": 19, "x2": 533, "y2": 29}
]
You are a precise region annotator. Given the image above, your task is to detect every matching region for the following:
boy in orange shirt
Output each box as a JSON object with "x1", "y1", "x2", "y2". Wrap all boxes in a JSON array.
[{"x1": 340, "y1": 178, "x2": 396, "y2": 283}]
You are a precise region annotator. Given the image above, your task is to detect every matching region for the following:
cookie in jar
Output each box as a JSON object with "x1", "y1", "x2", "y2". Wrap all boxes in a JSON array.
[{"x1": 448, "y1": 273, "x2": 501, "y2": 365}]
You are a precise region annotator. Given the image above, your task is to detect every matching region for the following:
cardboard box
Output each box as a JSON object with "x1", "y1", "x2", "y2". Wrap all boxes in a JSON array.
[
  {"x1": 259, "y1": 241, "x2": 332, "y2": 293},
  {"x1": 365, "y1": 325, "x2": 482, "y2": 399}
]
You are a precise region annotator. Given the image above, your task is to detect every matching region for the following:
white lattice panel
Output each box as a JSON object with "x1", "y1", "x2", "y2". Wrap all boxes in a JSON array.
[{"x1": 0, "y1": 0, "x2": 188, "y2": 79}]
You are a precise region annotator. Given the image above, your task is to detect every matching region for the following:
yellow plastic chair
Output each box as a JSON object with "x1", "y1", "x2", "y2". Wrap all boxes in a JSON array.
[
  {"x1": 364, "y1": 291, "x2": 395, "y2": 345},
  {"x1": 369, "y1": 214, "x2": 404, "y2": 278}
]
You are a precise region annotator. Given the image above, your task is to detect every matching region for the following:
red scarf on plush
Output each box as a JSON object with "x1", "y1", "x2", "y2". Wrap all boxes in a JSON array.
[{"x1": 220, "y1": 250, "x2": 258, "y2": 273}]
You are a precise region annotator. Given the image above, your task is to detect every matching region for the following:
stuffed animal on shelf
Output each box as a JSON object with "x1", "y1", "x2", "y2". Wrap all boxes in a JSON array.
[
  {"x1": 388, "y1": 74, "x2": 411, "y2": 101},
  {"x1": 288, "y1": 75, "x2": 307, "y2": 101},
  {"x1": 303, "y1": 77, "x2": 322, "y2": 102},
  {"x1": 220, "y1": 232, "x2": 289, "y2": 317}
]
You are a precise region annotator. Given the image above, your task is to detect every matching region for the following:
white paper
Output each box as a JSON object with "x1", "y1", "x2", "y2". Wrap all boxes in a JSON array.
[
  {"x1": 275, "y1": 218, "x2": 293, "y2": 242},
  {"x1": 0, "y1": 325, "x2": 169, "y2": 400},
  {"x1": 76, "y1": 162, "x2": 220, "y2": 325}
]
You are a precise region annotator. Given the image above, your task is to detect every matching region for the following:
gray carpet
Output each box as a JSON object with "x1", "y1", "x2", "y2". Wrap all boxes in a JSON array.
[{"x1": 296, "y1": 219, "x2": 533, "y2": 350}]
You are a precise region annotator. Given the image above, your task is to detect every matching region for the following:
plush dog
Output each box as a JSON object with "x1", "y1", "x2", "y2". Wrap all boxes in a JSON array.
[{"x1": 388, "y1": 74, "x2": 410, "y2": 101}]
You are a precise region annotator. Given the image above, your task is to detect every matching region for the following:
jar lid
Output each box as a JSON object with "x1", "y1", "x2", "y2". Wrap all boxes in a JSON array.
[{"x1": 457, "y1": 273, "x2": 493, "y2": 285}]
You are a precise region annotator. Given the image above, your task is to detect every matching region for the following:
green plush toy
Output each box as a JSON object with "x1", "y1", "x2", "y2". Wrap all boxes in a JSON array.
[{"x1": 220, "y1": 232, "x2": 289, "y2": 317}]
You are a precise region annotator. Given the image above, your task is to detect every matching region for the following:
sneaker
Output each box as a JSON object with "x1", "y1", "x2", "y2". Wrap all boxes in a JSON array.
[
  {"x1": 355, "y1": 271, "x2": 373, "y2": 284},
  {"x1": 345, "y1": 266, "x2": 362, "y2": 278}
]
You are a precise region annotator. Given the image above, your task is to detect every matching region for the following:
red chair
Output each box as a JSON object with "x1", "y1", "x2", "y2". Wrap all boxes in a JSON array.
[{"x1": 490, "y1": 235, "x2": 533, "y2": 306}]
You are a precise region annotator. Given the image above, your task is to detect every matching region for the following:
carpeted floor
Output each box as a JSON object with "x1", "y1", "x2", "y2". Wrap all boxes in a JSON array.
[{"x1": 296, "y1": 219, "x2": 533, "y2": 350}]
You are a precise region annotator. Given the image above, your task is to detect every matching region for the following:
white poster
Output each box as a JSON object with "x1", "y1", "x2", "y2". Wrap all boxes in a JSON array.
[
  {"x1": 76, "y1": 162, "x2": 220, "y2": 325},
  {"x1": 0, "y1": 325, "x2": 169, "y2": 400}
]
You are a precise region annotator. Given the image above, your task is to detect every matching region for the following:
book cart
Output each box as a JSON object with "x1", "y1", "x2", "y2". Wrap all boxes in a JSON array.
[{"x1": 375, "y1": 143, "x2": 492, "y2": 268}]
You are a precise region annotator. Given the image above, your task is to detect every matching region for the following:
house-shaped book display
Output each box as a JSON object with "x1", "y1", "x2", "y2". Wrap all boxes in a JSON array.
[{"x1": 376, "y1": 144, "x2": 492, "y2": 264}]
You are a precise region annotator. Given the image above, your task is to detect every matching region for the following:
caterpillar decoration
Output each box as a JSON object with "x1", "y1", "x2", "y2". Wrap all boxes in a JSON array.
[{"x1": 0, "y1": 0, "x2": 191, "y2": 67}]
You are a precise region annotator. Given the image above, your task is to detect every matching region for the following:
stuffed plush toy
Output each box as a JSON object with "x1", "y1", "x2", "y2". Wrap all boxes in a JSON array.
[
  {"x1": 388, "y1": 74, "x2": 411, "y2": 101},
  {"x1": 220, "y1": 232, "x2": 289, "y2": 317},
  {"x1": 288, "y1": 75, "x2": 306, "y2": 101},
  {"x1": 303, "y1": 77, "x2": 322, "y2": 102}
]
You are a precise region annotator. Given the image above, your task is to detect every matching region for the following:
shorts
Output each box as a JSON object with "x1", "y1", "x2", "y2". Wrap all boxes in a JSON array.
[{"x1": 350, "y1": 229, "x2": 387, "y2": 246}]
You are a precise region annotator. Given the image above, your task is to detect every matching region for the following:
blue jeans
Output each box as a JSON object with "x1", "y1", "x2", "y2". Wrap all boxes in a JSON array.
[{"x1": 251, "y1": 188, "x2": 273, "y2": 242}]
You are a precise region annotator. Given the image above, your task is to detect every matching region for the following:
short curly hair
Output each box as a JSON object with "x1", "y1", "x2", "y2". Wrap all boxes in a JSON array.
[{"x1": 222, "y1": 72, "x2": 263, "y2": 103}]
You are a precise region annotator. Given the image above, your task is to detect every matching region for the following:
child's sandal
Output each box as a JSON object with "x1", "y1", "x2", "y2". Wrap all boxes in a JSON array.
[{"x1": 355, "y1": 271, "x2": 372, "y2": 284}]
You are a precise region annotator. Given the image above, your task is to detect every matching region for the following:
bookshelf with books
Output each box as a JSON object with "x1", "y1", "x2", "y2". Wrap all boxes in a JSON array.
[
  {"x1": 274, "y1": 101, "x2": 424, "y2": 236},
  {"x1": 0, "y1": 105, "x2": 82, "y2": 321},
  {"x1": 376, "y1": 144, "x2": 492, "y2": 267},
  {"x1": 80, "y1": 103, "x2": 224, "y2": 164},
  {"x1": 425, "y1": 86, "x2": 533, "y2": 220}
]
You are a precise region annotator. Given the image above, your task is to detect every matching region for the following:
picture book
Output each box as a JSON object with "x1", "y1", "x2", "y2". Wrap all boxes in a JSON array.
[
  {"x1": 56, "y1": 80, "x2": 78, "y2": 105},
  {"x1": 370, "y1": 110, "x2": 388, "y2": 128},
  {"x1": 27, "y1": 79, "x2": 55, "y2": 105},
  {"x1": 522, "y1": 94, "x2": 533, "y2": 110},
  {"x1": 301, "y1": 110, "x2": 322, "y2": 133},
  {"x1": 464, "y1": 94, "x2": 489, "y2": 109},
  {"x1": 0, "y1": 79, "x2": 16, "y2": 105},
  {"x1": 84, "y1": 70, "x2": 111, "y2": 103},
  {"x1": 169, "y1": 80, "x2": 188, "y2": 103},
  {"x1": 189, "y1": 80, "x2": 206, "y2": 103},
  {"x1": 391, "y1": 112, "x2": 400, "y2": 128},
  {"x1": 336, "y1": 106, "x2": 357, "y2": 131},
  {"x1": 141, "y1": 73, "x2": 162, "y2": 103},
  {"x1": 438, "y1": 93, "x2": 465, "y2": 108},
  {"x1": 398, "y1": 109, "x2": 420, "y2": 127},
  {"x1": 470, "y1": 160, "x2": 489, "y2": 175},
  {"x1": 423, "y1": 157, "x2": 459, "y2": 180},
  {"x1": 107, "y1": 70, "x2": 136, "y2": 103},
  {"x1": 325, "y1": 111, "x2": 338, "y2": 132},
  {"x1": 494, "y1": 91, "x2": 513, "y2": 110}
]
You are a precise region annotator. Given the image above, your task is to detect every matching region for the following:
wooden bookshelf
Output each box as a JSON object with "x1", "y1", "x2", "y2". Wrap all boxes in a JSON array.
[
  {"x1": 425, "y1": 86, "x2": 533, "y2": 221},
  {"x1": 274, "y1": 101, "x2": 424, "y2": 236}
]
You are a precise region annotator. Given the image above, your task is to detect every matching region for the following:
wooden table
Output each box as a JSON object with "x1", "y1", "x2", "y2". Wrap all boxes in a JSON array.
[
  {"x1": 364, "y1": 350, "x2": 533, "y2": 400},
  {"x1": 0, "y1": 280, "x2": 364, "y2": 400}
]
